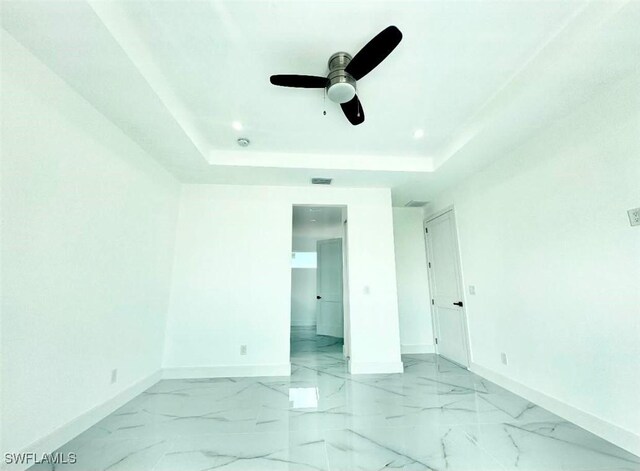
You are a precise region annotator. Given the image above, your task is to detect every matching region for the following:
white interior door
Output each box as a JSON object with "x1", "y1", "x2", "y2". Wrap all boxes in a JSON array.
[
  {"x1": 316, "y1": 238, "x2": 344, "y2": 338},
  {"x1": 425, "y1": 211, "x2": 469, "y2": 367}
]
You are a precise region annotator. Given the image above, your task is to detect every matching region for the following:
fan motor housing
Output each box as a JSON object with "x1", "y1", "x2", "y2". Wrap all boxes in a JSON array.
[{"x1": 327, "y1": 52, "x2": 356, "y2": 104}]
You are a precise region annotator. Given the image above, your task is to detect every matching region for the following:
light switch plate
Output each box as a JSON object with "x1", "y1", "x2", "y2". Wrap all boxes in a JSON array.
[
  {"x1": 628, "y1": 208, "x2": 640, "y2": 226},
  {"x1": 468, "y1": 285, "x2": 476, "y2": 295}
]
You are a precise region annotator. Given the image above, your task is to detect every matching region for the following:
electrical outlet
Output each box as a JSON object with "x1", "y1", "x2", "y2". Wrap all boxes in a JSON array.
[
  {"x1": 111, "y1": 369, "x2": 118, "y2": 384},
  {"x1": 501, "y1": 353, "x2": 508, "y2": 366},
  {"x1": 240, "y1": 345, "x2": 247, "y2": 355},
  {"x1": 468, "y1": 285, "x2": 476, "y2": 295},
  {"x1": 628, "y1": 208, "x2": 640, "y2": 227}
]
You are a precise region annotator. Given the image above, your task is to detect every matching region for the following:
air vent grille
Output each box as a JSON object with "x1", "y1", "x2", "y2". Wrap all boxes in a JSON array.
[
  {"x1": 405, "y1": 200, "x2": 428, "y2": 207},
  {"x1": 311, "y1": 178, "x2": 332, "y2": 185}
]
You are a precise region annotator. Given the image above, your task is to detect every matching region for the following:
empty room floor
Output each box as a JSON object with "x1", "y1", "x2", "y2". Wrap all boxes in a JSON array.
[{"x1": 30, "y1": 327, "x2": 639, "y2": 470}]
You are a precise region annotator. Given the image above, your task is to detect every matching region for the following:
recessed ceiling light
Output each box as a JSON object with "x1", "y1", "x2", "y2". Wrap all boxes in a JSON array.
[
  {"x1": 232, "y1": 121, "x2": 243, "y2": 131},
  {"x1": 413, "y1": 129, "x2": 424, "y2": 139},
  {"x1": 237, "y1": 138, "x2": 250, "y2": 147},
  {"x1": 310, "y1": 219, "x2": 317, "y2": 222}
]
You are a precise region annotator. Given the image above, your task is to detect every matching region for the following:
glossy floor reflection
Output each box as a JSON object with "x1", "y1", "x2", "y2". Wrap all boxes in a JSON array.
[{"x1": 30, "y1": 326, "x2": 639, "y2": 470}]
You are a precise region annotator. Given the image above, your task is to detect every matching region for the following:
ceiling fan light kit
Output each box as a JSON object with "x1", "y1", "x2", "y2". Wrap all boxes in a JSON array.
[
  {"x1": 327, "y1": 52, "x2": 356, "y2": 104},
  {"x1": 269, "y1": 25, "x2": 403, "y2": 126}
]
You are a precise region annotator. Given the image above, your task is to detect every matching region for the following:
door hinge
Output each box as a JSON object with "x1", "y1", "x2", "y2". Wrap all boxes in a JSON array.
[
  {"x1": 431, "y1": 299, "x2": 434, "y2": 305},
  {"x1": 435, "y1": 337, "x2": 438, "y2": 345},
  {"x1": 425, "y1": 227, "x2": 428, "y2": 233},
  {"x1": 428, "y1": 262, "x2": 431, "y2": 268}
]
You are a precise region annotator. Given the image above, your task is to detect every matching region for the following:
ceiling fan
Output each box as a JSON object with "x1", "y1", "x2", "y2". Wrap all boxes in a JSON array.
[{"x1": 269, "y1": 26, "x2": 403, "y2": 126}]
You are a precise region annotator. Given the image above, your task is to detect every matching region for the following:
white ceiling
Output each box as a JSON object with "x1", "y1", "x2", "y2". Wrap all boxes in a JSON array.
[
  {"x1": 292, "y1": 206, "x2": 343, "y2": 238},
  {"x1": 3, "y1": 0, "x2": 639, "y2": 205}
]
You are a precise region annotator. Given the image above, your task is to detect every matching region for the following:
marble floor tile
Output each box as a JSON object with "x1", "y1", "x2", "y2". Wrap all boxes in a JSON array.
[
  {"x1": 324, "y1": 425, "x2": 505, "y2": 471},
  {"x1": 72, "y1": 398, "x2": 259, "y2": 441},
  {"x1": 154, "y1": 431, "x2": 328, "y2": 471},
  {"x1": 463, "y1": 421, "x2": 640, "y2": 471},
  {"x1": 28, "y1": 437, "x2": 170, "y2": 471},
  {"x1": 28, "y1": 326, "x2": 639, "y2": 470}
]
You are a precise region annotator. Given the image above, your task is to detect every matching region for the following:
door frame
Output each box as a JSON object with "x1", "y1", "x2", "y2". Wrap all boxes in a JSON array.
[
  {"x1": 341, "y1": 215, "x2": 351, "y2": 359},
  {"x1": 424, "y1": 206, "x2": 472, "y2": 368}
]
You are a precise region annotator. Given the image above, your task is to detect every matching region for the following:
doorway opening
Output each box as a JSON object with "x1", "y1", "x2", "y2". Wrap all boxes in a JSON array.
[{"x1": 290, "y1": 205, "x2": 348, "y2": 363}]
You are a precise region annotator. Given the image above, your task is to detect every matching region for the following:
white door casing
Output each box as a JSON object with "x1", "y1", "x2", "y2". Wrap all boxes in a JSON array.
[
  {"x1": 316, "y1": 238, "x2": 344, "y2": 338},
  {"x1": 425, "y1": 210, "x2": 470, "y2": 367},
  {"x1": 341, "y1": 217, "x2": 351, "y2": 358}
]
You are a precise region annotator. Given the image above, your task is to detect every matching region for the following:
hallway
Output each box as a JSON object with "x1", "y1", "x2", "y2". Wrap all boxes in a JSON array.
[
  {"x1": 29, "y1": 328, "x2": 640, "y2": 470},
  {"x1": 290, "y1": 325, "x2": 344, "y2": 356}
]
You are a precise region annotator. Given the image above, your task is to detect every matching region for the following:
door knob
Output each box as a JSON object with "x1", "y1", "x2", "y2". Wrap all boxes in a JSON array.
[
  {"x1": 453, "y1": 301, "x2": 463, "y2": 307},
  {"x1": 316, "y1": 296, "x2": 322, "y2": 299}
]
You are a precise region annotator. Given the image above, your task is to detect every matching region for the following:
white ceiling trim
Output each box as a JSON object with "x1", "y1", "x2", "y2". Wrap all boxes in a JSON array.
[
  {"x1": 87, "y1": 0, "x2": 211, "y2": 161},
  {"x1": 208, "y1": 150, "x2": 434, "y2": 172},
  {"x1": 432, "y1": 0, "x2": 629, "y2": 169}
]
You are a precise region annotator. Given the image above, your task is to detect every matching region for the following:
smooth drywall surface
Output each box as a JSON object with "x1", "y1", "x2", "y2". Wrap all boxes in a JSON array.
[
  {"x1": 426, "y1": 74, "x2": 640, "y2": 452},
  {"x1": 392, "y1": 208, "x2": 434, "y2": 353},
  {"x1": 1, "y1": 32, "x2": 179, "y2": 455},
  {"x1": 164, "y1": 185, "x2": 402, "y2": 374}
]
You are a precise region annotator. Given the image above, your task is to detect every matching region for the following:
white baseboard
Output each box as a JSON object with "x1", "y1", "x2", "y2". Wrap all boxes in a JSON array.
[
  {"x1": 401, "y1": 344, "x2": 435, "y2": 354},
  {"x1": 349, "y1": 361, "x2": 404, "y2": 375},
  {"x1": 162, "y1": 363, "x2": 291, "y2": 379},
  {"x1": 470, "y1": 362, "x2": 640, "y2": 457},
  {"x1": 3, "y1": 370, "x2": 162, "y2": 471}
]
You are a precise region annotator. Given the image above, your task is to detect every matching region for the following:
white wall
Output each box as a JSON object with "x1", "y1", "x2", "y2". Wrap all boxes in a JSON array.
[
  {"x1": 426, "y1": 73, "x2": 640, "y2": 455},
  {"x1": 392, "y1": 208, "x2": 434, "y2": 353},
  {"x1": 1, "y1": 32, "x2": 179, "y2": 457},
  {"x1": 164, "y1": 185, "x2": 402, "y2": 376}
]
